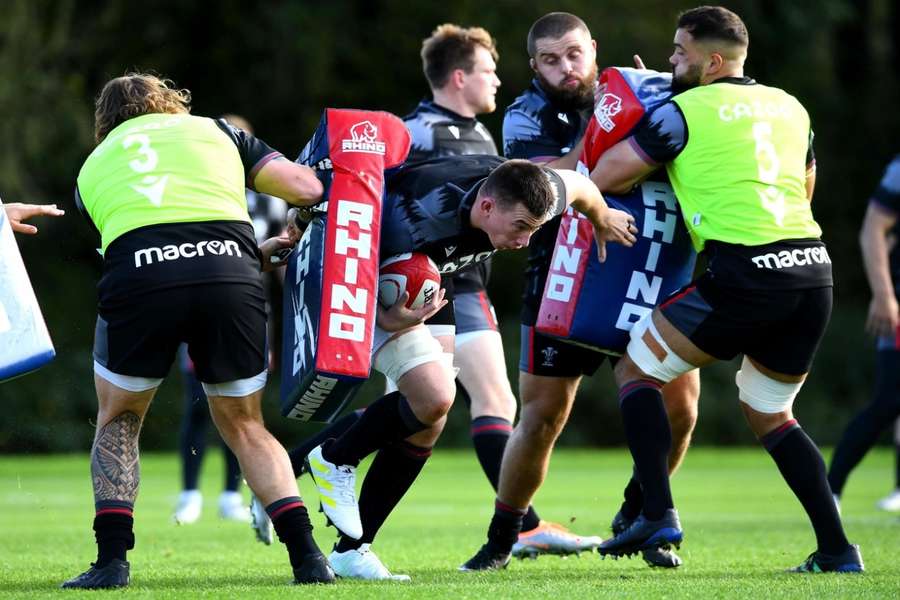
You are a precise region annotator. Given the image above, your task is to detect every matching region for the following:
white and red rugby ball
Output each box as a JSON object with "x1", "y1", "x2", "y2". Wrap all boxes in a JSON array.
[{"x1": 378, "y1": 253, "x2": 441, "y2": 309}]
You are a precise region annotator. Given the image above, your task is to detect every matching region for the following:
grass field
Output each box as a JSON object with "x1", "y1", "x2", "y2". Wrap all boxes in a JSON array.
[{"x1": 1, "y1": 448, "x2": 897, "y2": 598}]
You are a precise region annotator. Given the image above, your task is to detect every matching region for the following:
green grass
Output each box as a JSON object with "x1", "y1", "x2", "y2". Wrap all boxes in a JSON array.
[{"x1": 0, "y1": 448, "x2": 897, "y2": 598}]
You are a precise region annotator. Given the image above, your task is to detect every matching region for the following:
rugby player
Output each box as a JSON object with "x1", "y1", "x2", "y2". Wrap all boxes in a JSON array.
[
  {"x1": 828, "y1": 155, "x2": 900, "y2": 513},
  {"x1": 300, "y1": 154, "x2": 637, "y2": 580},
  {"x1": 174, "y1": 114, "x2": 291, "y2": 527},
  {"x1": 462, "y1": 12, "x2": 696, "y2": 571},
  {"x1": 589, "y1": 7, "x2": 863, "y2": 573},
  {"x1": 62, "y1": 74, "x2": 336, "y2": 588},
  {"x1": 270, "y1": 25, "x2": 601, "y2": 575}
]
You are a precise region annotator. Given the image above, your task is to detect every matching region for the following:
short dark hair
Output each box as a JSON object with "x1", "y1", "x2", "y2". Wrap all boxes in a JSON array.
[
  {"x1": 421, "y1": 24, "x2": 498, "y2": 90},
  {"x1": 677, "y1": 6, "x2": 748, "y2": 48},
  {"x1": 527, "y1": 12, "x2": 589, "y2": 57},
  {"x1": 482, "y1": 160, "x2": 556, "y2": 219}
]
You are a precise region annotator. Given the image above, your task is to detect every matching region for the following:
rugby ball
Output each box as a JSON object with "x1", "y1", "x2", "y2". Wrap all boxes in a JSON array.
[{"x1": 379, "y1": 253, "x2": 441, "y2": 309}]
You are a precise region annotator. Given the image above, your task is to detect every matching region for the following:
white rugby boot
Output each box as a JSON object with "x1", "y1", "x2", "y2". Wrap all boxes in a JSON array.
[
  {"x1": 249, "y1": 493, "x2": 274, "y2": 545},
  {"x1": 307, "y1": 444, "x2": 363, "y2": 539},
  {"x1": 876, "y1": 489, "x2": 900, "y2": 512},
  {"x1": 173, "y1": 490, "x2": 202, "y2": 525},
  {"x1": 329, "y1": 544, "x2": 410, "y2": 581},
  {"x1": 218, "y1": 491, "x2": 251, "y2": 522}
]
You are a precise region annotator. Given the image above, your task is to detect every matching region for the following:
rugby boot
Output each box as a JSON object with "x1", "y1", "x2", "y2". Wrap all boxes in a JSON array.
[
  {"x1": 789, "y1": 544, "x2": 864, "y2": 573},
  {"x1": 61, "y1": 559, "x2": 130, "y2": 589},
  {"x1": 599, "y1": 508, "x2": 682, "y2": 558},
  {"x1": 218, "y1": 491, "x2": 251, "y2": 522},
  {"x1": 306, "y1": 444, "x2": 363, "y2": 539},
  {"x1": 293, "y1": 552, "x2": 337, "y2": 584},
  {"x1": 611, "y1": 509, "x2": 683, "y2": 568},
  {"x1": 172, "y1": 489, "x2": 202, "y2": 524},
  {"x1": 249, "y1": 493, "x2": 274, "y2": 545},
  {"x1": 329, "y1": 544, "x2": 411, "y2": 581},
  {"x1": 459, "y1": 543, "x2": 512, "y2": 571},
  {"x1": 511, "y1": 521, "x2": 602, "y2": 559},
  {"x1": 876, "y1": 489, "x2": 900, "y2": 512}
]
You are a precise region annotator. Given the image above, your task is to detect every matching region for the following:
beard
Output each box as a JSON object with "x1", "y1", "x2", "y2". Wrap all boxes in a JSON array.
[
  {"x1": 671, "y1": 63, "x2": 703, "y2": 93},
  {"x1": 536, "y1": 63, "x2": 598, "y2": 112}
]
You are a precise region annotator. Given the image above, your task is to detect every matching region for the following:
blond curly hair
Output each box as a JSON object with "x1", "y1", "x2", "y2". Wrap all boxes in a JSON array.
[{"x1": 94, "y1": 73, "x2": 191, "y2": 143}]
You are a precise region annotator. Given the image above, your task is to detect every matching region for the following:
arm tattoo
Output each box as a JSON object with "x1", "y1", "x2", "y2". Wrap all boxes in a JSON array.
[{"x1": 91, "y1": 411, "x2": 141, "y2": 504}]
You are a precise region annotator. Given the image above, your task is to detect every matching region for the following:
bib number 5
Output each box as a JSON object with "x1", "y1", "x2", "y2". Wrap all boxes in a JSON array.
[{"x1": 752, "y1": 121, "x2": 785, "y2": 226}]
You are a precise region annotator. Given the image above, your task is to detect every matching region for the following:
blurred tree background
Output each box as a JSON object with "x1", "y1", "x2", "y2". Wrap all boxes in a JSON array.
[{"x1": 1, "y1": 0, "x2": 898, "y2": 452}]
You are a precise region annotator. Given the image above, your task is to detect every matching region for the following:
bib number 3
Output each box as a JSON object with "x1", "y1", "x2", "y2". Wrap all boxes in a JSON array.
[{"x1": 123, "y1": 133, "x2": 169, "y2": 207}]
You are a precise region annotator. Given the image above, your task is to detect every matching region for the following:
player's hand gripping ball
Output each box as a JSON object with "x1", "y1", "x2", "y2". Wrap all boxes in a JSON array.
[{"x1": 378, "y1": 253, "x2": 441, "y2": 310}]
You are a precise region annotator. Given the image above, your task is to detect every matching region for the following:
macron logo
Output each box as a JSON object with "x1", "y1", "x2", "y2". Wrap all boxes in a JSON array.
[{"x1": 134, "y1": 239, "x2": 242, "y2": 268}]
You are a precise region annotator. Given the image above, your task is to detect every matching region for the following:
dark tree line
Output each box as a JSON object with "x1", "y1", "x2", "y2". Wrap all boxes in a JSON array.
[{"x1": 1, "y1": 0, "x2": 897, "y2": 451}]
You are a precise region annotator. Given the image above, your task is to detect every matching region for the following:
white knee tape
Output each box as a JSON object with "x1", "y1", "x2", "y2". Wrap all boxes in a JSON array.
[
  {"x1": 374, "y1": 326, "x2": 446, "y2": 383},
  {"x1": 202, "y1": 370, "x2": 268, "y2": 398},
  {"x1": 735, "y1": 356, "x2": 802, "y2": 414},
  {"x1": 94, "y1": 361, "x2": 162, "y2": 392},
  {"x1": 625, "y1": 314, "x2": 694, "y2": 384}
]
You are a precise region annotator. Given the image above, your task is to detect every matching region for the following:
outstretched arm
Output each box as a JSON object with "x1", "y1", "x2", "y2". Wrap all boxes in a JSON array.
[{"x1": 553, "y1": 169, "x2": 637, "y2": 262}]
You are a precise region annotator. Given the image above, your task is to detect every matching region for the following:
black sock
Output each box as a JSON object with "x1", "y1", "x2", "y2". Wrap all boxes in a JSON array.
[
  {"x1": 324, "y1": 392, "x2": 428, "y2": 466},
  {"x1": 895, "y1": 442, "x2": 900, "y2": 489},
  {"x1": 827, "y1": 351, "x2": 900, "y2": 495},
  {"x1": 619, "y1": 381, "x2": 672, "y2": 521},
  {"x1": 288, "y1": 409, "x2": 363, "y2": 476},
  {"x1": 335, "y1": 441, "x2": 432, "y2": 553},
  {"x1": 486, "y1": 500, "x2": 526, "y2": 554},
  {"x1": 179, "y1": 373, "x2": 208, "y2": 490},
  {"x1": 470, "y1": 416, "x2": 511, "y2": 490},
  {"x1": 620, "y1": 472, "x2": 644, "y2": 520},
  {"x1": 267, "y1": 497, "x2": 320, "y2": 568},
  {"x1": 762, "y1": 420, "x2": 850, "y2": 555},
  {"x1": 93, "y1": 501, "x2": 135, "y2": 567},
  {"x1": 469, "y1": 416, "x2": 542, "y2": 532},
  {"x1": 223, "y1": 444, "x2": 241, "y2": 492}
]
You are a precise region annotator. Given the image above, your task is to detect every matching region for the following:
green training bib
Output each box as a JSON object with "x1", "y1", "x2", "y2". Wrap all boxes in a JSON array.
[
  {"x1": 77, "y1": 114, "x2": 249, "y2": 253},
  {"x1": 669, "y1": 83, "x2": 821, "y2": 251}
]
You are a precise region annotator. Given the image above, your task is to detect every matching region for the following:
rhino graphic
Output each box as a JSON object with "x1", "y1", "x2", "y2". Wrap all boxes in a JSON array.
[{"x1": 350, "y1": 120, "x2": 378, "y2": 142}]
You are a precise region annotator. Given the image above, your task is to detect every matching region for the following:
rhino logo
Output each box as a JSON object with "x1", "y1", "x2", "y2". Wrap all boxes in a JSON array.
[
  {"x1": 343, "y1": 120, "x2": 386, "y2": 154},
  {"x1": 595, "y1": 93, "x2": 623, "y2": 133}
]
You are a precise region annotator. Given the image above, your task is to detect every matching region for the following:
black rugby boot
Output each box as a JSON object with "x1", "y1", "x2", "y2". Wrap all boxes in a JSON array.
[
  {"x1": 61, "y1": 559, "x2": 130, "y2": 589},
  {"x1": 293, "y1": 552, "x2": 337, "y2": 584},
  {"x1": 789, "y1": 544, "x2": 864, "y2": 573},
  {"x1": 611, "y1": 509, "x2": 683, "y2": 568},
  {"x1": 459, "y1": 543, "x2": 512, "y2": 571},
  {"x1": 600, "y1": 508, "x2": 682, "y2": 558}
]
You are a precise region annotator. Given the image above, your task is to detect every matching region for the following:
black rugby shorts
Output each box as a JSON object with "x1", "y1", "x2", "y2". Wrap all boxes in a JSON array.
[
  {"x1": 659, "y1": 274, "x2": 832, "y2": 375},
  {"x1": 94, "y1": 282, "x2": 267, "y2": 383}
]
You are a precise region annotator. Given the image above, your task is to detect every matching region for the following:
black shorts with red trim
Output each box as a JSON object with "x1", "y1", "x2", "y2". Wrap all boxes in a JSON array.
[
  {"x1": 93, "y1": 221, "x2": 267, "y2": 383},
  {"x1": 659, "y1": 274, "x2": 832, "y2": 376},
  {"x1": 518, "y1": 325, "x2": 613, "y2": 377},
  {"x1": 454, "y1": 289, "x2": 498, "y2": 335}
]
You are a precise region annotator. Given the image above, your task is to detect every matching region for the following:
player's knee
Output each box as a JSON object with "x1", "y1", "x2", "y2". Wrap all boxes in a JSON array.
[
  {"x1": 735, "y1": 356, "x2": 803, "y2": 414},
  {"x1": 620, "y1": 314, "x2": 693, "y2": 385},
  {"x1": 417, "y1": 388, "x2": 455, "y2": 424},
  {"x1": 662, "y1": 384, "x2": 699, "y2": 439},
  {"x1": 519, "y1": 402, "x2": 566, "y2": 446},
  {"x1": 375, "y1": 326, "x2": 451, "y2": 385}
]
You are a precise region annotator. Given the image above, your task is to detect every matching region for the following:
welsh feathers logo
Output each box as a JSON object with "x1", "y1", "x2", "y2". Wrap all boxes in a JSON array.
[
  {"x1": 595, "y1": 93, "x2": 623, "y2": 133},
  {"x1": 342, "y1": 120, "x2": 386, "y2": 155}
]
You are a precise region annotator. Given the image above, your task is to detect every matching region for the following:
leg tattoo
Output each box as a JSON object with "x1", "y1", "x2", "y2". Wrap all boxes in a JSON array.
[{"x1": 91, "y1": 412, "x2": 142, "y2": 504}]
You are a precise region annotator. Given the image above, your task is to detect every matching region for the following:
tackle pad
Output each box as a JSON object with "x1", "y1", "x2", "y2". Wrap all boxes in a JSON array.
[
  {"x1": 536, "y1": 68, "x2": 696, "y2": 355},
  {"x1": 280, "y1": 109, "x2": 410, "y2": 422},
  {"x1": 0, "y1": 199, "x2": 55, "y2": 381}
]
